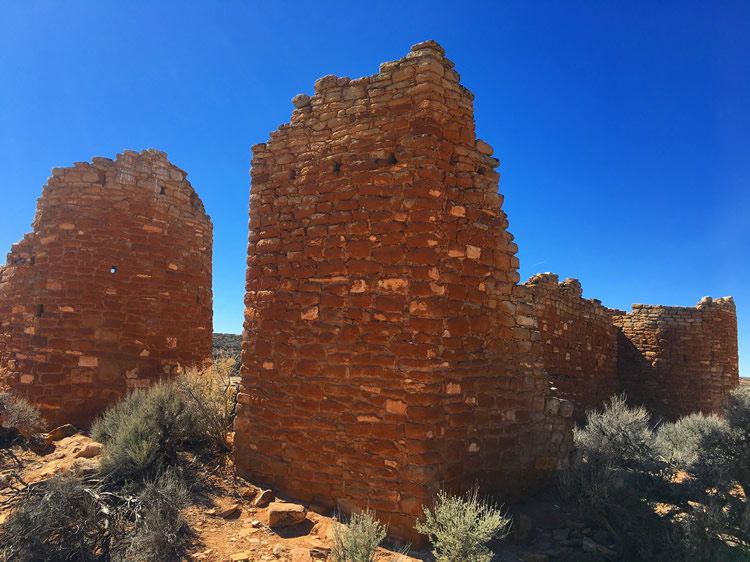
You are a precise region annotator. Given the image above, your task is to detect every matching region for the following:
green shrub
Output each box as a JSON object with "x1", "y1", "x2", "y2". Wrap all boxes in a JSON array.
[
  {"x1": 656, "y1": 412, "x2": 726, "y2": 468},
  {"x1": 696, "y1": 386, "x2": 750, "y2": 497},
  {"x1": 330, "y1": 509, "x2": 387, "y2": 562},
  {"x1": 574, "y1": 393, "x2": 656, "y2": 468},
  {"x1": 95, "y1": 381, "x2": 203, "y2": 484},
  {"x1": 0, "y1": 474, "x2": 108, "y2": 561},
  {"x1": 0, "y1": 391, "x2": 45, "y2": 438},
  {"x1": 93, "y1": 363, "x2": 235, "y2": 485},
  {"x1": 415, "y1": 487, "x2": 511, "y2": 562}
]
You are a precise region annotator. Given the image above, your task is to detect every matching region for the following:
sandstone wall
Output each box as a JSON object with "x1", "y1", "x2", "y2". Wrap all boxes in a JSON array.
[
  {"x1": 0, "y1": 149, "x2": 213, "y2": 426},
  {"x1": 613, "y1": 297, "x2": 738, "y2": 420},
  {"x1": 237, "y1": 41, "x2": 573, "y2": 542},
  {"x1": 523, "y1": 274, "x2": 620, "y2": 414}
]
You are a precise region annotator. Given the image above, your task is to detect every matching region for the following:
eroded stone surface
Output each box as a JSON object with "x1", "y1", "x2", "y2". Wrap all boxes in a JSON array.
[{"x1": 0, "y1": 149, "x2": 213, "y2": 426}]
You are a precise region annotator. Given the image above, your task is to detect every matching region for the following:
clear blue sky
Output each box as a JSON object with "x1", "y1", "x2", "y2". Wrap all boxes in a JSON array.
[{"x1": 1, "y1": 2, "x2": 747, "y2": 373}]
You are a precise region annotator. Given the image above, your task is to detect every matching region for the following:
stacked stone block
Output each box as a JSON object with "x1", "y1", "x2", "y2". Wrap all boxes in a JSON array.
[
  {"x1": 0, "y1": 149, "x2": 213, "y2": 426},
  {"x1": 613, "y1": 297, "x2": 738, "y2": 420},
  {"x1": 523, "y1": 273, "x2": 619, "y2": 413},
  {"x1": 237, "y1": 41, "x2": 573, "y2": 542}
]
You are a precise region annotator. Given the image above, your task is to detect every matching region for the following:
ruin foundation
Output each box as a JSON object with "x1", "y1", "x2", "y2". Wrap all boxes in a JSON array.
[
  {"x1": 0, "y1": 149, "x2": 213, "y2": 426},
  {"x1": 237, "y1": 41, "x2": 574, "y2": 542}
]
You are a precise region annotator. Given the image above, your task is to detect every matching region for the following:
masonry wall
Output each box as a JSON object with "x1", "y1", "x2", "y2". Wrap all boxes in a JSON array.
[
  {"x1": 0, "y1": 149, "x2": 213, "y2": 426},
  {"x1": 237, "y1": 41, "x2": 573, "y2": 542},
  {"x1": 523, "y1": 273, "x2": 619, "y2": 413},
  {"x1": 613, "y1": 298, "x2": 739, "y2": 420}
]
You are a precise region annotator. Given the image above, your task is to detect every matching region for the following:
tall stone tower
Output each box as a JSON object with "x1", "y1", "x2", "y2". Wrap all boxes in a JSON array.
[
  {"x1": 0, "y1": 149, "x2": 213, "y2": 426},
  {"x1": 237, "y1": 41, "x2": 572, "y2": 541}
]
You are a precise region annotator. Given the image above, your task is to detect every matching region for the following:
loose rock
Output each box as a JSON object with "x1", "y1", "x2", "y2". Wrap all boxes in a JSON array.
[{"x1": 268, "y1": 502, "x2": 307, "y2": 528}]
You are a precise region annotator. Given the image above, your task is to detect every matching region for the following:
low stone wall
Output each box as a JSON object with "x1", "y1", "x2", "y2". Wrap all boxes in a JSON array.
[
  {"x1": 523, "y1": 274, "x2": 620, "y2": 414},
  {"x1": 523, "y1": 271, "x2": 739, "y2": 421},
  {"x1": 613, "y1": 298, "x2": 738, "y2": 420},
  {"x1": 0, "y1": 149, "x2": 213, "y2": 426}
]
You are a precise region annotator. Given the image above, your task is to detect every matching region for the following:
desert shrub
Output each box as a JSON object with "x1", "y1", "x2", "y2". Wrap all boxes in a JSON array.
[
  {"x1": 656, "y1": 412, "x2": 726, "y2": 468},
  {"x1": 560, "y1": 452, "x2": 624, "y2": 513},
  {"x1": 330, "y1": 509, "x2": 387, "y2": 562},
  {"x1": 95, "y1": 381, "x2": 202, "y2": 484},
  {"x1": 91, "y1": 388, "x2": 149, "y2": 444},
  {"x1": 0, "y1": 391, "x2": 45, "y2": 437},
  {"x1": 175, "y1": 354, "x2": 237, "y2": 452},
  {"x1": 0, "y1": 474, "x2": 109, "y2": 561},
  {"x1": 112, "y1": 469, "x2": 193, "y2": 561},
  {"x1": 415, "y1": 487, "x2": 511, "y2": 562},
  {"x1": 574, "y1": 393, "x2": 656, "y2": 468},
  {"x1": 696, "y1": 386, "x2": 750, "y2": 497},
  {"x1": 94, "y1": 362, "x2": 235, "y2": 485}
]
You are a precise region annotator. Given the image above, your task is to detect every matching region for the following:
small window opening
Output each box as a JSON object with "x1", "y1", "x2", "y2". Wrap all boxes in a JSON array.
[
  {"x1": 35, "y1": 304, "x2": 44, "y2": 318},
  {"x1": 477, "y1": 167, "x2": 486, "y2": 176},
  {"x1": 30, "y1": 255, "x2": 35, "y2": 266},
  {"x1": 333, "y1": 162, "x2": 342, "y2": 174},
  {"x1": 290, "y1": 170, "x2": 296, "y2": 180},
  {"x1": 387, "y1": 153, "x2": 398, "y2": 165},
  {"x1": 110, "y1": 266, "x2": 117, "y2": 274},
  {"x1": 196, "y1": 295, "x2": 200, "y2": 305},
  {"x1": 159, "y1": 186, "x2": 166, "y2": 195},
  {"x1": 449, "y1": 155, "x2": 457, "y2": 166}
]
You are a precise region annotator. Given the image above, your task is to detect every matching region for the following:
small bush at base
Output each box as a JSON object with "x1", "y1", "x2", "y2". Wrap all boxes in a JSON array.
[
  {"x1": 112, "y1": 469, "x2": 193, "y2": 561},
  {"x1": 574, "y1": 393, "x2": 656, "y2": 468},
  {"x1": 0, "y1": 391, "x2": 45, "y2": 438},
  {"x1": 175, "y1": 353, "x2": 237, "y2": 453},
  {"x1": 415, "y1": 487, "x2": 511, "y2": 562},
  {"x1": 0, "y1": 474, "x2": 108, "y2": 561},
  {"x1": 656, "y1": 412, "x2": 726, "y2": 468},
  {"x1": 93, "y1": 361, "x2": 235, "y2": 485},
  {"x1": 330, "y1": 509, "x2": 387, "y2": 562}
]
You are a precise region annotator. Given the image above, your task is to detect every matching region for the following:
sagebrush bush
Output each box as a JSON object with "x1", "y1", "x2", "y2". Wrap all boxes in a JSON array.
[
  {"x1": 574, "y1": 393, "x2": 656, "y2": 468},
  {"x1": 559, "y1": 452, "x2": 624, "y2": 512},
  {"x1": 93, "y1": 361, "x2": 235, "y2": 484},
  {"x1": 0, "y1": 474, "x2": 108, "y2": 561},
  {"x1": 112, "y1": 469, "x2": 193, "y2": 561},
  {"x1": 656, "y1": 412, "x2": 726, "y2": 468},
  {"x1": 696, "y1": 386, "x2": 750, "y2": 497},
  {"x1": 330, "y1": 509, "x2": 387, "y2": 562},
  {"x1": 95, "y1": 381, "x2": 203, "y2": 484},
  {"x1": 175, "y1": 353, "x2": 237, "y2": 452},
  {"x1": 415, "y1": 487, "x2": 511, "y2": 562},
  {"x1": 0, "y1": 391, "x2": 45, "y2": 437}
]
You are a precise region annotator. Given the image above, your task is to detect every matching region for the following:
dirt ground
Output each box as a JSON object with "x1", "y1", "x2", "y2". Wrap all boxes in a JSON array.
[{"x1": 0, "y1": 429, "x2": 615, "y2": 562}]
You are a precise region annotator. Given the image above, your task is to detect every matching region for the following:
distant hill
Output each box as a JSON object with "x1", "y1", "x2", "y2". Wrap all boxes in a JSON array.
[
  {"x1": 213, "y1": 333, "x2": 241, "y2": 378},
  {"x1": 741, "y1": 377, "x2": 750, "y2": 386}
]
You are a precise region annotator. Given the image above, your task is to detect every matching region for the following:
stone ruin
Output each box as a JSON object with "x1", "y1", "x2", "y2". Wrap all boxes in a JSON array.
[
  {"x1": 0, "y1": 38, "x2": 738, "y2": 544},
  {"x1": 237, "y1": 41, "x2": 575, "y2": 541},
  {"x1": 525, "y1": 273, "x2": 739, "y2": 420},
  {"x1": 0, "y1": 149, "x2": 213, "y2": 426},
  {"x1": 237, "y1": 40, "x2": 739, "y2": 540}
]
